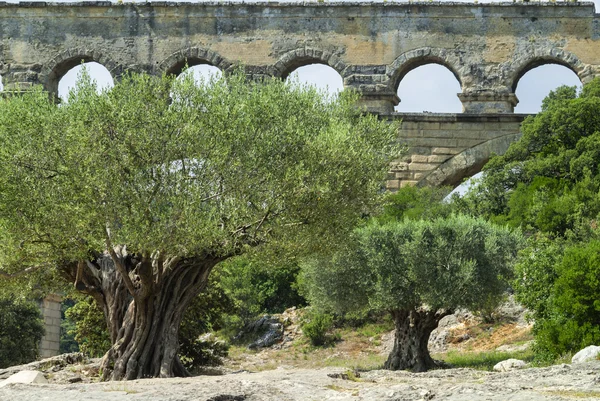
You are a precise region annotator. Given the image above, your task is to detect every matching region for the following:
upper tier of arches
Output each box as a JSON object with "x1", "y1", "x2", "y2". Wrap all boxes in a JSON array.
[{"x1": 33, "y1": 44, "x2": 593, "y2": 115}]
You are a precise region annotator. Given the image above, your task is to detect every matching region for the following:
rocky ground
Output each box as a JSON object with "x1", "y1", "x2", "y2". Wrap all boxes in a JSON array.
[
  {"x1": 1, "y1": 361, "x2": 599, "y2": 401},
  {"x1": 1, "y1": 299, "x2": 599, "y2": 400}
]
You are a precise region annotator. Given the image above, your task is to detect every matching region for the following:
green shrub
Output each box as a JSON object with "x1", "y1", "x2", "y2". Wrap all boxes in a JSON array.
[
  {"x1": 0, "y1": 297, "x2": 45, "y2": 368},
  {"x1": 178, "y1": 334, "x2": 229, "y2": 372},
  {"x1": 64, "y1": 297, "x2": 111, "y2": 358},
  {"x1": 378, "y1": 185, "x2": 453, "y2": 223},
  {"x1": 60, "y1": 298, "x2": 79, "y2": 354},
  {"x1": 301, "y1": 311, "x2": 334, "y2": 346},
  {"x1": 441, "y1": 349, "x2": 534, "y2": 371},
  {"x1": 536, "y1": 241, "x2": 600, "y2": 360},
  {"x1": 217, "y1": 256, "x2": 306, "y2": 339}
]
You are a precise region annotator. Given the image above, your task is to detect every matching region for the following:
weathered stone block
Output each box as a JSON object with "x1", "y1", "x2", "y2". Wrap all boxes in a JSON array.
[
  {"x1": 453, "y1": 130, "x2": 488, "y2": 139},
  {"x1": 395, "y1": 171, "x2": 413, "y2": 180},
  {"x1": 427, "y1": 155, "x2": 452, "y2": 163},
  {"x1": 386, "y1": 179, "x2": 400, "y2": 189},
  {"x1": 0, "y1": 371, "x2": 48, "y2": 388},
  {"x1": 432, "y1": 147, "x2": 461, "y2": 155},
  {"x1": 47, "y1": 325, "x2": 60, "y2": 335},
  {"x1": 409, "y1": 147, "x2": 433, "y2": 156},
  {"x1": 409, "y1": 162, "x2": 439, "y2": 172},
  {"x1": 401, "y1": 129, "x2": 421, "y2": 138},
  {"x1": 389, "y1": 161, "x2": 409, "y2": 172},
  {"x1": 421, "y1": 130, "x2": 454, "y2": 138},
  {"x1": 420, "y1": 122, "x2": 440, "y2": 130},
  {"x1": 410, "y1": 154, "x2": 429, "y2": 163},
  {"x1": 408, "y1": 138, "x2": 457, "y2": 148},
  {"x1": 455, "y1": 139, "x2": 485, "y2": 148}
]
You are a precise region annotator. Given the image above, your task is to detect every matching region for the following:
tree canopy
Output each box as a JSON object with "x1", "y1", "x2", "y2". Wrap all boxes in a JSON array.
[
  {"x1": 458, "y1": 78, "x2": 600, "y2": 236},
  {"x1": 0, "y1": 70, "x2": 401, "y2": 379}
]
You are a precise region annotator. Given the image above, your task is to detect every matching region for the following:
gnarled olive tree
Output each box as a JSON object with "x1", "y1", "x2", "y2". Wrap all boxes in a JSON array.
[{"x1": 0, "y1": 71, "x2": 400, "y2": 380}]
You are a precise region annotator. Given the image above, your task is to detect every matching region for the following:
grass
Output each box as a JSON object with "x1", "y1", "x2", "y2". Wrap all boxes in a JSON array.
[
  {"x1": 322, "y1": 353, "x2": 386, "y2": 371},
  {"x1": 224, "y1": 310, "x2": 540, "y2": 374},
  {"x1": 436, "y1": 348, "x2": 535, "y2": 371},
  {"x1": 225, "y1": 318, "x2": 392, "y2": 372}
]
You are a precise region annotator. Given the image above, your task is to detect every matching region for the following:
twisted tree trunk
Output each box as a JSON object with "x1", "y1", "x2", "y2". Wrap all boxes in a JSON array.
[
  {"x1": 61, "y1": 249, "x2": 226, "y2": 380},
  {"x1": 384, "y1": 308, "x2": 451, "y2": 372}
]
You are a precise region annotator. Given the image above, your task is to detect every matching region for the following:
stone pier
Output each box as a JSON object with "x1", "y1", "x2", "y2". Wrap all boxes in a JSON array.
[{"x1": 38, "y1": 294, "x2": 62, "y2": 358}]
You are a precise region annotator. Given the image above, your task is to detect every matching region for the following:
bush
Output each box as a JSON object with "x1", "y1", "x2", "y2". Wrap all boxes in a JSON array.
[
  {"x1": 64, "y1": 297, "x2": 111, "y2": 358},
  {"x1": 218, "y1": 256, "x2": 306, "y2": 338},
  {"x1": 301, "y1": 311, "x2": 334, "y2": 346},
  {"x1": 0, "y1": 298, "x2": 45, "y2": 368},
  {"x1": 178, "y1": 334, "x2": 229, "y2": 371},
  {"x1": 378, "y1": 185, "x2": 453, "y2": 223},
  {"x1": 536, "y1": 240, "x2": 600, "y2": 361}
]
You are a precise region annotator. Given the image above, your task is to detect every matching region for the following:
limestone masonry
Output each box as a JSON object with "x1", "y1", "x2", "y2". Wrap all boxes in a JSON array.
[{"x1": 2, "y1": 2, "x2": 599, "y2": 187}]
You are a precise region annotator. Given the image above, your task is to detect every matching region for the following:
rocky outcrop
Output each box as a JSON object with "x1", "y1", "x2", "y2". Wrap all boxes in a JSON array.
[
  {"x1": 1, "y1": 362, "x2": 600, "y2": 401},
  {"x1": 236, "y1": 315, "x2": 284, "y2": 350},
  {"x1": 572, "y1": 345, "x2": 600, "y2": 364},
  {"x1": 493, "y1": 359, "x2": 527, "y2": 372},
  {"x1": 0, "y1": 353, "x2": 86, "y2": 380},
  {"x1": 0, "y1": 371, "x2": 47, "y2": 388}
]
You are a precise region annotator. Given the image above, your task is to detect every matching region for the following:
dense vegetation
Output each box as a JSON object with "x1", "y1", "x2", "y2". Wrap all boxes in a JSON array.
[
  {"x1": 458, "y1": 77, "x2": 600, "y2": 362},
  {"x1": 0, "y1": 297, "x2": 45, "y2": 368}
]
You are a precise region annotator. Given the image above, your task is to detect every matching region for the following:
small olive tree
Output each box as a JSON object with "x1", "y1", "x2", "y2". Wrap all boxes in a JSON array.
[{"x1": 302, "y1": 215, "x2": 522, "y2": 372}]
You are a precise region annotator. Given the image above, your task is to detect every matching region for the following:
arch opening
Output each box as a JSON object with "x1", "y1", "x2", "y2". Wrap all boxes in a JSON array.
[
  {"x1": 447, "y1": 171, "x2": 484, "y2": 198},
  {"x1": 177, "y1": 64, "x2": 223, "y2": 85},
  {"x1": 513, "y1": 63, "x2": 582, "y2": 114},
  {"x1": 394, "y1": 63, "x2": 462, "y2": 113},
  {"x1": 285, "y1": 63, "x2": 344, "y2": 97},
  {"x1": 166, "y1": 58, "x2": 222, "y2": 78},
  {"x1": 57, "y1": 61, "x2": 114, "y2": 103}
]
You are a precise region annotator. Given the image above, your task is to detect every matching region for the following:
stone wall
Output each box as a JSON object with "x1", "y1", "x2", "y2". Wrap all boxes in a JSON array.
[
  {"x1": 0, "y1": 2, "x2": 599, "y2": 115},
  {"x1": 388, "y1": 113, "x2": 526, "y2": 188},
  {"x1": 38, "y1": 294, "x2": 61, "y2": 358}
]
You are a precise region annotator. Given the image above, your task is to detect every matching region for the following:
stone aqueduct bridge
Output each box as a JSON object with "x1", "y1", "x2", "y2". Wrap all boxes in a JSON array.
[{"x1": 3, "y1": 1, "x2": 600, "y2": 190}]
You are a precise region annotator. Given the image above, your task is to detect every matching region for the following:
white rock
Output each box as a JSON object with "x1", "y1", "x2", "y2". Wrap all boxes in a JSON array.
[
  {"x1": 572, "y1": 345, "x2": 600, "y2": 364},
  {"x1": 0, "y1": 371, "x2": 48, "y2": 388},
  {"x1": 437, "y1": 314, "x2": 459, "y2": 329},
  {"x1": 493, "y1": 359, "x2": 527, "y2": 372}
]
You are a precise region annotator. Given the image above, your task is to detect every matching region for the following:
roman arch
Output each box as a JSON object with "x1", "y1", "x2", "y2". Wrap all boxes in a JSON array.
[{"x1": 2, "y1": 1, "x2": 600, "y2": 190}]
